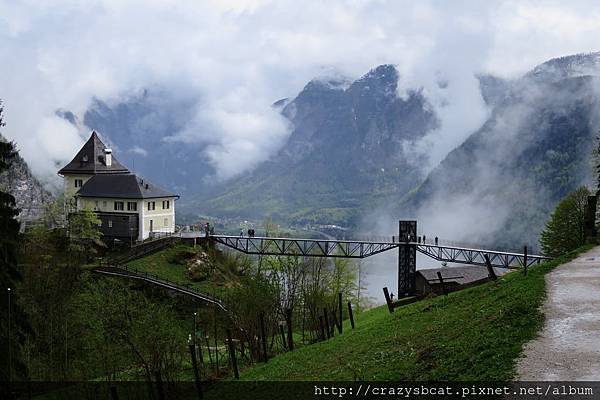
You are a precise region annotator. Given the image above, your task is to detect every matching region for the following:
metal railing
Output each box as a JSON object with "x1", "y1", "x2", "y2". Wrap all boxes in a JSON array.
[
  {"x1": 94, "y1": 262, "x2": 226, "y2": 310},
  {"x1": 110, "y1": 234, "x2": 178, "y2": 264}
]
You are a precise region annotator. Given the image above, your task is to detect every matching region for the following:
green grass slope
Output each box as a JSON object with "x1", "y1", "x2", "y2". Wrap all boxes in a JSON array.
[{"x1": 236, "y1": 246, "x2": 593, "y2": 382}]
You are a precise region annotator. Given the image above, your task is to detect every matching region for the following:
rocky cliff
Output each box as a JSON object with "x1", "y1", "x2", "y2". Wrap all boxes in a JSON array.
[{"x1": 0, "y1": 135, "x2": 53, "y2": 225}]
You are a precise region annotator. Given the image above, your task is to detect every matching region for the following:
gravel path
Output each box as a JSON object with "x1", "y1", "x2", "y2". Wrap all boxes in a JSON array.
[{"x1": 517, "y1": 246, "x2": 600, "y2": 380}]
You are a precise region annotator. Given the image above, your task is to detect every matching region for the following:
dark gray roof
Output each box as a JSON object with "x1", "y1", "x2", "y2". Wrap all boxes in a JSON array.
[
  {"x1": 417, "y1": 265, "x2": 507, "y2": 285},
  {"x1": 58, "y1": 131, "x2": 130, "y2": 175},
  {"x1": 77, "y1": 174, "x2": 177, "y2": 199}
]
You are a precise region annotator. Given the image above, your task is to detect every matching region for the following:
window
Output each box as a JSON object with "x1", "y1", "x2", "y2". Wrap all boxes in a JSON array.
[
  {"x1": 127, "y1": 202, "x2": 137, "y2": 211},
  {"x1": 74, "y1": 179, "x2": 83, "y2": 188},
  {"x1": 162, "y1": 200, "x2": 170, "y2": 210},
  {"x1": 108, "y1": 220, "x2": 113, "y2": 228},
  {"x1": 114, "y1": 201, "x2": 124, "y2": 211},
  {"x1": 163, "y1": 218, "x2": 168, "y2": 227},
  {"x1": 102, "y1": 201, "x2": 107, "y2": 208},
  {"x1": 147, "y1": 201, "x2": 156, "y2": 211},
  {"x1": 94, "y1": 201, "x2": 99, "y2": 210}
]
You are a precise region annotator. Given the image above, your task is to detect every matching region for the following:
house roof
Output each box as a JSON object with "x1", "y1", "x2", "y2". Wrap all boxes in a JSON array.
[
  {"x1": 77, "y1": 174, "x2": 178, "y2": 200},
  {"x1": 417, "y1": 265, "x2": 507, "y2": 286},
  {"x1": 58, "y1": 131, "x2": 130, "y2": 175}
]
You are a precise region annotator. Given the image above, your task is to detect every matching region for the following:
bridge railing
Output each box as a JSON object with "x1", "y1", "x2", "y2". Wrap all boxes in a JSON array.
[
  {"x1": 96, "y1": 262, "x2": 226, "y2": 309},
  {"x1": 109, "y1": 234, "x2": 178, "y2": 264}
]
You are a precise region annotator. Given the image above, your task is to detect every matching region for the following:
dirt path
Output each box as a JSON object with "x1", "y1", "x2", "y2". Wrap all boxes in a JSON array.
[{"x1": 517, "y1": 246, "x2": 600, "y2": 380}]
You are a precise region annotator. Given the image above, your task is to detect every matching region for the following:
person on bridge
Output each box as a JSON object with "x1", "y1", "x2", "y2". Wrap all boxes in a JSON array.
[
  {"x1": 240, "y1": 229, "x2": 244, "y2": 237},
  {"x1": 435, "y1": 236, "x2": 439, "y2": 245},
  {"x1": 423, "y1": 235, "x2": 426, "y2": 243}
]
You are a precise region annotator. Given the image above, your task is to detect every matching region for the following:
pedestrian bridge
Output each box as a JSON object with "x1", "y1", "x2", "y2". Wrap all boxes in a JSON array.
[
  {"x1": 207, "y1": 219, "x2": 550, "y2": 297},
  {"x1": 209, "y1": 234, "x2": 549, "y2": 269}
]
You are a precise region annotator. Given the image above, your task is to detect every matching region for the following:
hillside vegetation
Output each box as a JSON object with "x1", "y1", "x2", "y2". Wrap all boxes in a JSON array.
[{"x1": 208, "y1": 245, "x2": 592, "y2": 389}]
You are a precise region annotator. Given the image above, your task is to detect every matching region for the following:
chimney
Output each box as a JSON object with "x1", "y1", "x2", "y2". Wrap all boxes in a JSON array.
[{"x1": 104, "y1": 148, "x2": 112, "y2": 167}]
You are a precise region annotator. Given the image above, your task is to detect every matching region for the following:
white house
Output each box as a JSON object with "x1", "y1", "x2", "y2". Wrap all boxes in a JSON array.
[{"x1": 58, "y1": 131, "x2": 178, "y2": 242}]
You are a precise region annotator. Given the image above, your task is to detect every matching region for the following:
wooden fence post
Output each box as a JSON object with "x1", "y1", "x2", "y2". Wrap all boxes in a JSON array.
[
  {"x1": 226, "y1": 329, "x2": 239, "y2": 379},
  {"x1": 347, "y1": 301, "x2": 355, "y2": 329},
  {"x1": 259, "y1": 313, "x2": 268, "y2": 362},
  {"x1": 338, "y1": 293, "x2": 343, "y2": 334},
  {"x1": 484, "y1": 254, "x2": 497, "y2": 281},
  {"x1": 285, "y1": 308, "x2": 294, "y2": 351},
  {"x1": 323, "y1": 308, "x2": 331, "y2": 339},
  {"x1": 319, "y1": 316, "x2": 326, "y2": 341},
  {"x1": 188, "y1": 344, "x2": 203, "y2": 400},
  {"x1": 523, "y1": 245, "x2": 528, "y2": 276},
  {"x1": 383, "y1": 287, "x2": 395, "y2": 313},
  {"x1": 436, "y1": 272, "x2": 447, "y2": 296}
]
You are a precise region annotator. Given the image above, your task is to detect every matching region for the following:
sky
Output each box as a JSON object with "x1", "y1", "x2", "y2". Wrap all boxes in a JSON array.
[{"x1": 1, "y1": 0, "x2": 600, "y2": 184}]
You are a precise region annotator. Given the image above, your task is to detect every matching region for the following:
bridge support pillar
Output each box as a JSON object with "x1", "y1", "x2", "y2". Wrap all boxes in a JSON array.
[{"x1": 398, "y1": 220, "x2": 417, "y2": 297}]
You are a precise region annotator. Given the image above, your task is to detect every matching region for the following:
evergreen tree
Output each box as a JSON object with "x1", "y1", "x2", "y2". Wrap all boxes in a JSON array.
[
  {"x1": 540, "y1": 186, "x2": 590, "y2": 257},
  {"x1": 0, "y1": 100, "x2": 26, "y2": 384},
  {"x1": 596, "y1": 134, "x2": 600, "y2": 195}
]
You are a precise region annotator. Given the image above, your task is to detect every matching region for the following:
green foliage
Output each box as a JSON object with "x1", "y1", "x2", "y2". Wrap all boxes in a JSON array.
[
  {"x1": 596, "y1": 134, "x2": 600, "y2": 194},
  {"x1": 225, "y1": 272, "x2": 279, "y2": 361},
  {"x1": 227, "y1": 245, "x2": 593, "y2": 382},
  {"x1": 0, "y1": 130, "x2": 24, "y2": 383},
  {"x1": 168, "y1": 247, "x2": 197, "y2": 265},
  {"x1": 540, "y1": 186, "x2": 590, "y2": 257},
  {"x1": 68, "y1": 207, "x2": 104, "y2": 263},
  {"x1": 74, "y1": 276, "x2": 187, "y2": 385}
]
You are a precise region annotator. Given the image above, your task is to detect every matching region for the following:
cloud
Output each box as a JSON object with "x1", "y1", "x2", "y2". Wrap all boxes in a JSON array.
[
  {"x1": 1, "y1": 0, "x2": 600, "y2": 185},
  {"x1": 128, "y1": 146, "x2": 148, "y2": 157}
]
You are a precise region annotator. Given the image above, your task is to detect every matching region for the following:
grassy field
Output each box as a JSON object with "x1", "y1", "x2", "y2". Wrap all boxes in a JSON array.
[
  {"x1": 228, "y1": 245, "x2": 594, "y2": 382},
  {"x1": 112, "y1": 241, "x2": 593, "y2": 382},
  {"x1": 126, "y1": 242, "x2": 215, "y2": 293}
]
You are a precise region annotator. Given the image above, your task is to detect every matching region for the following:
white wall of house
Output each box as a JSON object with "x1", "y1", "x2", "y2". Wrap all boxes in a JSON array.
[
  {"x1": 141, "y1": 198, "x2": 176, "y2": 240},
  {"x1": 79, "y1": 197, "x2": 142, "y2": 213},
  {"x1": 77, "y1": 196, "x2": 176, "y2": 241}
]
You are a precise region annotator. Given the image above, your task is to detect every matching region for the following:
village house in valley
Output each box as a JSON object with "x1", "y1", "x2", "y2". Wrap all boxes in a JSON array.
[{"x1": 58, "y1": 131, "x2": 178, "y2": 242}]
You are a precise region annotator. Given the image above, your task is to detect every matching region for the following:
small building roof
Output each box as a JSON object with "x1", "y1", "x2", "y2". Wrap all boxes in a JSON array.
[
  {"x1": 417, "y1": 265, "x2": 507, "y2": 286},
  {"x1": 77, "y1": 174, "x2": 178, "y2": 200},
  {"x1": 58, "y1": 131, "x2": 130, "y2": 175}
]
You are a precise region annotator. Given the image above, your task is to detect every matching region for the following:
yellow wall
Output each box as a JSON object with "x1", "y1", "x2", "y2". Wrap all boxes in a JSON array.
[
  {"x1": 143, "y1": 198, "x2": 176, "y2": 233},
  {"x1": 63, "y1": 174, "x2": 93, "y2": 197},
  {"x1": 79, "y1": 196, "x2": 176, "y2": 236},
  {"x1": 143, "y1": 199, "x2": 175, "y2": 215},
  {"x1": 143, "y1": 214, "x2": 175, "y2": 232},
  {"x1": 79, "y1": 197, "x2": 143, "y2": 213}
]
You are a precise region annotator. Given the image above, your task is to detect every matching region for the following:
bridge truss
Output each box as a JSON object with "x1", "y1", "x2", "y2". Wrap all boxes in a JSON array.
[
  {"x1": 211, "y1": 235, "x2": 548, "y2": 268},
  {"x1": 210, "y1": 221, "x2": 550, "y2": 297},
  {"x1": 416, "y1": 243, "x2": 545, "y2": 269},
  {"x1": 210, "y1": 235, "x2": 398, "y2": 258}
]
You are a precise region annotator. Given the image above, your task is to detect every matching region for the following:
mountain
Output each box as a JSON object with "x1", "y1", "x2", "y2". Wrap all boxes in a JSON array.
[
  {"x1": 69, "y1": 89, "x2": 213, "y2": 196},
  {"x1": 401, "y1": 53, "x2": 600, "y2": 250},
  {"x1": 187, "y1": 65, "x2": 439, "y2": 226},
  {"x1": 0, "y1": 134, "x2": 53, "y2": 225},
  {"x1": 60, "y1": 52, "x2": 600, "y2": 249}
]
